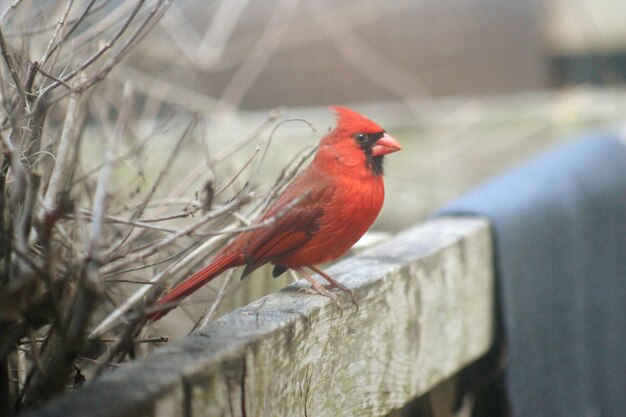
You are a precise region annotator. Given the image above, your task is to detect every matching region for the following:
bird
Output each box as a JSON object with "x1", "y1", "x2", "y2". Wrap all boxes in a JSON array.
[{"x1": 148, "y1": 106, "x2": 402, "y2": 320}]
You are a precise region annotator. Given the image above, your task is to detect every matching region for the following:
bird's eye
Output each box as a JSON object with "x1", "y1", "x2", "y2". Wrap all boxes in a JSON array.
[{"x1": 355, "y1": 133, "x2": 367, "y2": 142}]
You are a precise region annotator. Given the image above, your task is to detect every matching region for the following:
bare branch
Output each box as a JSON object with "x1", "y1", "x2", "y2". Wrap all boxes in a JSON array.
[
  {"x1": 252, "y1": 117, "x2": 316, "y2": 185},
  {"x1": 100, "y1": 194, "x2": 252, "y2": 276},
  {"x1": 54, "y1": 0, "x2": 169, "y2": 104},
  {"x1": 101, "y1": 114, "x2": 196, "y2": 259},
  {"x1": 32, "y1": 62, "x2": 75, "y2": 91},
  {"x1": 41, "y1": 82, "x2": 83, "y2": 212},
  {"x1": 0, "y1": 27, "x2": 27, "y2": 104},
  {"x1": 195, "y1": 269, "x2": 236, "y2": 330},
  {"x1": 41, "y1": 0, "x2": 148, "y2": 95},
  {"x1": 215, "y1": 143, "x2": 260, "y2": 197},
  {"x1": 0, "y1": 0, "x2": 24, "y2": 26},
  {"x1": 76, "y1": 209, "x2": 178, "y2": 234},
  {"x1": 39, "y1": 0, "x2": 76, "y2": 69}
]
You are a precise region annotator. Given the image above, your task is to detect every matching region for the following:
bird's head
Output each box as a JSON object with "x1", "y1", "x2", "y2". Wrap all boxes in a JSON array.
[{"x1": 319, "y1": 106, "x2": 402, "y2": 176}]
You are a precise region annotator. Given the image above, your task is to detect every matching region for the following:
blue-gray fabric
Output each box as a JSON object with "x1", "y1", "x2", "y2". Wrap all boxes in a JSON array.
[{"x1": 436, "y1": 135, "x2": 626, "y2": 417}]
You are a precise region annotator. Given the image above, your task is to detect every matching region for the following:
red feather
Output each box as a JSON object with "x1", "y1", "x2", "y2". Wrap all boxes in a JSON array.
[{"x1": 148, "y1": 106, "x2": 402, "y2": 320}]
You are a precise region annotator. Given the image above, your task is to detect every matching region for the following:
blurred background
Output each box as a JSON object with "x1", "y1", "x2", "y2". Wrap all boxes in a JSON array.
[{"x1": 132, "y1": 0, "x2": 626, "y2": 107}]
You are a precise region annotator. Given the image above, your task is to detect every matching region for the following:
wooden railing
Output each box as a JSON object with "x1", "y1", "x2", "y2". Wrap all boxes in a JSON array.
[{"x1": 24, "y1": 217, "x2": 494, "y2": 417}]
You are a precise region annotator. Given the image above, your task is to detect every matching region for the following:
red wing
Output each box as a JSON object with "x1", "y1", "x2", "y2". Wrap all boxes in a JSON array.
[
  {"x1": 240, "y1": 172, "x2": 330, "y2": 274},
  {"x1": 250, "y1": 230, "x2": 311, "y2": 260}
]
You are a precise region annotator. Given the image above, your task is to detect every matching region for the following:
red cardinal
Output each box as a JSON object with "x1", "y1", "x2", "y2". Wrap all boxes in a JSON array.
[{"x1": 148, "y1": 106, "x2": 401, "y2": 320}]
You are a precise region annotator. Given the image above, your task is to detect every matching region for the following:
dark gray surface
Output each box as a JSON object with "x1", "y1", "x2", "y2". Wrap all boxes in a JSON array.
[{"x1": 437, "y1": 134, "x2": 626, "y2": 417}]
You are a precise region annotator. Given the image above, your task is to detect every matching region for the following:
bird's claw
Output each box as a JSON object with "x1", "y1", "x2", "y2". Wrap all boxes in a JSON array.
[
  {"x1": 322, "y1": 283, "x2": 358, "y2": 309},
  {"x1": 298, "y1": 285, "x2": 344, "y2": 316},
  {"x1": 295, "y1": 267, "x2": 357, "y2": 314},
  {"x1": 297, "y1": 286, "x2": 338, "y2": 300}
]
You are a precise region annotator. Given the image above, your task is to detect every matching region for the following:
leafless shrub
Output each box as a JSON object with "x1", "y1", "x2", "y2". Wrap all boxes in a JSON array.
[{"x1": 0, "y1": 0, "x2": 316, "y2": 412}]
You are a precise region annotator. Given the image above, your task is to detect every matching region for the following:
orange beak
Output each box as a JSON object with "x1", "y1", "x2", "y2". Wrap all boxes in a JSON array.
[{"x1": 371, "y1": 133, "x2": 402, "y2": 157}]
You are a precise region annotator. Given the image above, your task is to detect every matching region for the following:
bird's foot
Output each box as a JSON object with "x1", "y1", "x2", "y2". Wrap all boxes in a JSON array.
[
  {"x1": 297, "y1": 282, "x2": 344, "y2": 316},
  {"x1": 322, "y1": 282, "x2": 358, "y2": 309},
  {"x1": 308, "y1": 265, "x2": 358, "y2": 311},
  {"x1": 297, "y1": 285, "x2": 338, "y2": 300}
]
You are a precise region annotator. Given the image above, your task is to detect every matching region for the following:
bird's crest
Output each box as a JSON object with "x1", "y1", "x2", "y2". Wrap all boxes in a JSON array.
[{"x1": 331, "y1": 106, "x2": 384, "y2": 134}]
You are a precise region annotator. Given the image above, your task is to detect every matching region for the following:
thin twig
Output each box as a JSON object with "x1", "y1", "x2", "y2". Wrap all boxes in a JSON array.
[
  {"x1": 252, "y1": 117, "x2": 316, "y2": 184},
  {"x1": 75, "y1": 209, "x2": 178, "y2": 233},
  {"x1": 41, "y1": 0, "x2": 147, "y2": 95},
  {"x1": 254, "y1": 144, "x2": 316, "y2": 216},
  {"x1": 99, "y1": 195, "x2": 252, "y2": 276},
  {"x1": 41, "y1": 82, "x2": 83, "y2": 212},
  {"x1": 32, "y1": 63, "x2": 75, "y2": 91},
  {"x1": 214, "y1": 143, "x2": 260, "y2": 197},
  {"x1": 0, "y1": 27, "x2": 27, "y2": 104},
  {"x1": 195, "y1": 269, "x2": 236, "y2": 330},
  {"x1": 101, "y1": 114, "x2": 197, "y2": 259},
  {"x1": 98, "y1": 336, "x2": 169, "y2": 344},
  {"x1": 0, "y1": 0, "x2": 23, "y2": 26},
  {"x1": 39, "y1": 0, "x2": 76, "y2": 68},
  {"x1": 71, "y1": 0, "x2": 171, "y2": 96},
  {"x1": 151, "y1": 108, "x2": 281, "y2": 217}
]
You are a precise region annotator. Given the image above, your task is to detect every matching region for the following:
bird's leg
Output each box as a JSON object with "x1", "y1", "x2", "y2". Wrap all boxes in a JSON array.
[
  {"x1": 294, "y1": 267, "x2": 344, "y2": 316},
  {"x1": 294, "y1": 267, "x2": 338, "y2": 301},
  {"x1": 307, "y1": 265, "x2": 358, "y2": 308}
]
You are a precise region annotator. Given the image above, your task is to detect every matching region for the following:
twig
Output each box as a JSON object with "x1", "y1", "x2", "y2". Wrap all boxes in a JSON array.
[
  {"x1": 99, "y1": 195, "x2": 252, "y2": 276},
  {"x1": 41, "y1": 0, "x2": 148, "y2": 95},
  {"x1": 3, "y1": 1, "x2": 112, "y2": 38},
  {"x1": 197, "y1": 192, "x2": 310, "y2": 237},
  {"x1": 39, "y1": 0, "x2": 76, "y2": 69},
  {"x1": 98, "y1": 336, "x2": 169, "y2": 344},
  {"x1": 136, "y1": 209, "x2": 200, "y2": 223},
  {"x1": 41, "y1": 83, "x2": 83, "y2": 213},
  {"x1": 70, "y1": 0, "x2": 171, "y2": 96},
  {"x1": 0, "y1": 27, "x2": 27, "y2": 104},
  {"x1": 194, "y1": 268, "x2": 236, "y2": 330},
  {"x1": 32, "y1": 63, "x2": 75, "y2": 91},
  {"x1": 252, "y1": 118, "x2": 316, "y2": 184},
  {"x1": 43, "y1": 0, "x2": 102, "y2": 59},
  {"x1": 214, "y1": 143, "x2": 260, "y2": 197},
  {"x1": 76, "y1": 209, "x2": 177, "y2": 234},
  {"x1": 0, "y1": 0, "x2": 23, "y2": 26},
  {"x1": 254, "y1": 144, "x2": 316, "y2": 216},
  {"x1": 86, "y1": 106, "x2": 117, "y2": 260},
  {"x1": 123, "y1": 198, "x2": 203, "y2": 211},
  {"x1": 161, "y1": 108, "x2": 282, "y2": 208},
  {"x1": 101, "y1": 114, "x2": 197, "y2": 259}
]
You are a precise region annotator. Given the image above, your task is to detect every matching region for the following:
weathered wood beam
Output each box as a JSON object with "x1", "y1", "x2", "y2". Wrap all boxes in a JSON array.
[{"x1": 24, "y1": 217, "x2": 494, "y2": 417}]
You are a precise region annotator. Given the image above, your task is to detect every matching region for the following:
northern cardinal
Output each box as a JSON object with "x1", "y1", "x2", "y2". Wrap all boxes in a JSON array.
[{"x1": 148, "y1": 106, "x2": 401, "y2": 320}]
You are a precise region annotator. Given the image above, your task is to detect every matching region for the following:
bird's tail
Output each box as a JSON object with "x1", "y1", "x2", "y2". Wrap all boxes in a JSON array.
[{"x1": 147, "y1": 252, "x2": 243, "y2": 321}]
